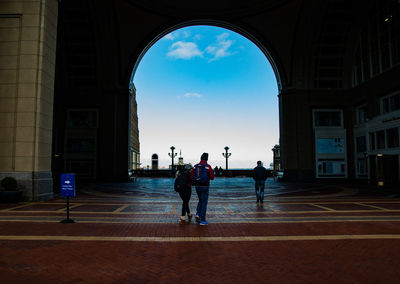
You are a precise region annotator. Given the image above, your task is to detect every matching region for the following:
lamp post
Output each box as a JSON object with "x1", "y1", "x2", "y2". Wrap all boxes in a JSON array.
[
  {"x1": 363, "y1": 152, "x2": 369, "y2": 184},
  {"x1": 168, "y1": 146, "x2": 177, "y2": 170},
  {"x1": 222, "y1": 146, "x2": 232, "y2": 170}
]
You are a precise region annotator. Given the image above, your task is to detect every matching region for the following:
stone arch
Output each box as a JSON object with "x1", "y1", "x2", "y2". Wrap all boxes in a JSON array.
[{"x1": 128, "y1": 20, "x2": 285, "y2": 93}]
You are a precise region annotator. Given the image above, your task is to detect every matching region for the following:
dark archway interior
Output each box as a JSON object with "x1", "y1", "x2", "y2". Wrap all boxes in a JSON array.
[{"x1": 53, "y1": 0, "x2": 400, "y2": 186}]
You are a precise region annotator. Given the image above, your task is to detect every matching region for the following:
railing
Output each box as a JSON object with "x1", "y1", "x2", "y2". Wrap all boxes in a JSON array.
[{"x1": 133, "y1": 169, "x2": 274, "y2": 178}]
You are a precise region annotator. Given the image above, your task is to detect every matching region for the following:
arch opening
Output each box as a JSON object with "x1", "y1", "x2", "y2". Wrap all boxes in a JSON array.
[
  {"x1": 129, "y1": 20, "x2": 284, "y2": 93},
  {"x1": 130, "y1": 24, "x2": 280, "y2": 170}
]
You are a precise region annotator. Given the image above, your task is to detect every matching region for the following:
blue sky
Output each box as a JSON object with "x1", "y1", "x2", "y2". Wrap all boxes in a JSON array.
[{"x1": 133, "y1": 25, "x2": 279, "y2": 169}]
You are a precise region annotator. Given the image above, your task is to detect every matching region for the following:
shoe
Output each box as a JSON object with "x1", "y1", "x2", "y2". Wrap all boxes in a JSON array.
[
  {"x1": 199, "y1": 220, "x2": 208, "y2": 226},
  {"x1": 178, "y1": 219, "x2": 186, "y2": 224},
  {"x1": 188, "y1": 214, "x2": 193, "y2": 222},
  {"x1": 195, "y1": 215, "x2": 200, "y2": 223}
]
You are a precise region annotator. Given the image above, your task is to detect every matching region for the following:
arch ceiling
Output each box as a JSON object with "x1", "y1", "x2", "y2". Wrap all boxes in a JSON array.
[
  {"x1": 57, "y1": 0, "x2": 369, "y2": 93},
  {"x1": 129, "y1": 20, "x2": 284, "y2": 92}
]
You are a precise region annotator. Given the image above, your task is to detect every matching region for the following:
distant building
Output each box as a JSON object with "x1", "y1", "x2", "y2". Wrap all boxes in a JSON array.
[
  {"x1": 152, "y1": 154, "x2": 158, "y2": 170},
  {"x1": 129, "y1": 83, "x2": 140, "y2": 170},
  {"x1": 178, "y1": 149, "x2": 184, "y2": 166},
  {"x1": 272, "y1": 145, "x2": 281, "y2": 172}
]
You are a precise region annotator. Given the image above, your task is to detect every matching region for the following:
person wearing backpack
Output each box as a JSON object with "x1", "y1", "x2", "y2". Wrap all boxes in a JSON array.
[
  {"x1": 252, "y1": 161, "x2": 269, "y2": 205},
  {"x1": 190, "y1": 153, "x2": 215, "y2": 225},
  {"x1": 174, "y1": 164, "x2": 193, "y2": 224}
]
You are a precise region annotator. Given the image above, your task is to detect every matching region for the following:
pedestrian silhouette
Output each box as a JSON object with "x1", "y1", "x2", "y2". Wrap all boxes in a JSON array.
[
  {"x1": 190, "y1": 153, "x2": 215, "y2": 225},
  {"x1": 252, "y1": 161, "x2": 268, "y2": 205}
]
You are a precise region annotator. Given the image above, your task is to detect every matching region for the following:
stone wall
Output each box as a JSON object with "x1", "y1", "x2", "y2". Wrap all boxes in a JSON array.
[{"x1": 0, "y1": 0, "x2": 58, "y2": 200}]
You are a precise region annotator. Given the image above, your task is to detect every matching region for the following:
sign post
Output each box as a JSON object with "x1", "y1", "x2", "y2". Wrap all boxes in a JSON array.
[{"x1": 60, "y1": 173, "x2": 76, "y2": 223}]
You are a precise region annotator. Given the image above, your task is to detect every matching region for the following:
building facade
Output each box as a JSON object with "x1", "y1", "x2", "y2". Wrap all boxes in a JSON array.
[
  {"x1": 272, "y1": 145, "x2": 281, "y2": 172},
  {"x1": 0, "y1": 0, "x2": 399, "y2": 200},
  {"x1": 129, "y1": 83, "x2": 140, "y2": 171}
]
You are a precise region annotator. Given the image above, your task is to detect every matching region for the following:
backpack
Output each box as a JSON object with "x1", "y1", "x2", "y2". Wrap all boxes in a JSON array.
[
  {"x1": 174, "y1": 171, "x2": 188, "y2": 192},
  {"x1": 193, "y1": 164, "x2": 209, "y2": 184}
]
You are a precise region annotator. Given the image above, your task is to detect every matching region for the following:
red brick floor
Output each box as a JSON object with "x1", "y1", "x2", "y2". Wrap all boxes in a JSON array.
[{"x1": 0, "y1": 179, "x2": 400, "y2": 283}]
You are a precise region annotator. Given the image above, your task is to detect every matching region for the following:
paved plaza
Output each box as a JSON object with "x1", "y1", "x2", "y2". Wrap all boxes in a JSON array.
[{"x1": 1, "y1": 178, "x2": 400, "y2": 283}]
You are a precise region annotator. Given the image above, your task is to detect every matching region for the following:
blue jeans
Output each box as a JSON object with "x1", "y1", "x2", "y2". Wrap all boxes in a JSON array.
[
  {"x1": 255, "y1": 180, "x2": 265, "y2": 202},
  {"x1": 195, "y1": 186, "x2": 209, "y2": 221}
]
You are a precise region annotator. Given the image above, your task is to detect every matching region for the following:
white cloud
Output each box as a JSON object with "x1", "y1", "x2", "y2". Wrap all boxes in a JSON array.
[
  {"x1": 217, "y1": 32, "x2": 230, "y2": 41},
  {"x1": 206, "y1": 32, "x2": 235, "y2": 62},
  {"x1": 182, "y1": 30, "x2": 191, "y2": 38},
  {"x1": 205, "y1": 46, "x2": 216, "y2": 53},
  {"x1": 163, "y1": 33, "x2": 175, "y2": 40},
  {"x1": 183, "y1": 92, "x2": 203, "y2": 98},
  {"x1": 193, "y1": 34, "x2": 203, "y2": 41},
  {"x1": 167, "y1": 41, "x2": 203, "y2": 59}
]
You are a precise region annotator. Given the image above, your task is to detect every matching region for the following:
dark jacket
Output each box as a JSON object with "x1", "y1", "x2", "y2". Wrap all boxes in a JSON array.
[
  {"x1": 252, "y1": 166, "x2": 268, "y2": 181},
  {"x1": 175, "y1": 169, "x2": 192, "y2": 192}
]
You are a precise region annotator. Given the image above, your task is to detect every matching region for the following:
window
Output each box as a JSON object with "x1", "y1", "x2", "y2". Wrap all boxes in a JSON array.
[
  {"x1": 357, "y1": 159, "x2": 367, "y2": 176},
  {"x1": 317, "y1": 160, "x2": 345, "y2": 176},
  {"x1": 357, "y1": 106, "x2": 367, "y2": 124},
  {"x1": 314, "y1": 110, "x2": 342, "y2": 127},
  {"x1": 387, "y1": 127, "x2": 399, "y2": 148},
  {"x1": 356, "y1": 136, "x2": 367, "y2": 153},
  {"x1": 68, "y1": 110, "x2": 98, "y2": 128},
  {"x1": 390, "y1": 94, "x2": 400, "y2": 111},
  {"x1": 382, "y1": 97, "x2": 390, "y2": 113},
  {"x1": 377, "y1": 130, "x2": 386, "y2": 149},
  {"x1": 369, "y1": 132, "x2": 376, "y2": 150},
  {"x1": 317, "y1": 138, "x2": 345, "y2": 154},
  {"x1": 67, "y1": 138, "x2": 95, "y2": 153},
  {"x1": 382, "y1": 93, "x2": 400, "y2": 114},
  {"x1": 352, "y1": 0, "x2": 400, "y2": 86}
]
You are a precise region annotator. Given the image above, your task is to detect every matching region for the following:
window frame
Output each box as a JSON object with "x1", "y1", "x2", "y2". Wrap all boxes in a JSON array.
[
  {"x1": 356, "y1": 105, "x2": 368, "y2": 125},
  {"x1": 381, "y1": 91, "x2": 400, "y2": 114},
  {"x1": 312, "y1": 109, "x2": 344, "y2": 128}
]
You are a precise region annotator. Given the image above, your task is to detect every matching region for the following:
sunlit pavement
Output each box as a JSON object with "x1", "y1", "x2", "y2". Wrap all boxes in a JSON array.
[{"x1": 1, "y1": 178, "x2": 400, "y2": 283}]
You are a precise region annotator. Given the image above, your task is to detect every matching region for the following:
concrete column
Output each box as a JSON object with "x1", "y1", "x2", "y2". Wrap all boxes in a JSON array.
[
  {"x1": 0, "y1": 0, "x2": 58, "y2": 200},
  {"x1": 280, "y1": 89, "x2": 315, "y2": 181}
]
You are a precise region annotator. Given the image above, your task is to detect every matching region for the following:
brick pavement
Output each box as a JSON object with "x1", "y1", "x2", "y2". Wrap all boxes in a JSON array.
[{"x1": 0, "y1": 178, "x2": 400, "y2": 283}]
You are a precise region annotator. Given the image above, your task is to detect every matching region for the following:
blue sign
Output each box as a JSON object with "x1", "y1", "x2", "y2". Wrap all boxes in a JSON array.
[{"x1": 60, "y1": 173, "x2": 75, "y2": 197}]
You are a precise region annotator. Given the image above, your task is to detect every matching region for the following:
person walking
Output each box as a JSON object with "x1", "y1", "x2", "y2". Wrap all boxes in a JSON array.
[
  {"x1": 191, "y1": 153, "x2": 215, "y2": 225},
  {"x1": 174, "y1": 164, "x2": 193, "y2": 224},
  {"x1": 252, "y1": 161, "x2": 268, "y2": 205},
  {"x1": 219, "y1": 166, "x2": 223, "y2": 176},
  {"x1": 214, "y1": 166, "x2": 219, "y2": 177}
]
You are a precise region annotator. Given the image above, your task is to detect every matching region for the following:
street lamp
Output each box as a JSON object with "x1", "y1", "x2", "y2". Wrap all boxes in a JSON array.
[
  {"x1": 168, "y1": 146, "x2": 177, "y2": 170},
  {"x1": 222, "y1": 146, "x2": 232, "y2": 170},
  {"x1": 363, "y1": 152, "x2": 369, "y2": 183}
]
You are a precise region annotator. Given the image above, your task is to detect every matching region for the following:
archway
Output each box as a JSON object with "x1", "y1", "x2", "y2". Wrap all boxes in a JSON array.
[
  {"x1": 129, "y1": 20, "x2": 284, "y2": 92},
  {"x1": 130, "y1": 24, "x2": 281, "y2": 170}
]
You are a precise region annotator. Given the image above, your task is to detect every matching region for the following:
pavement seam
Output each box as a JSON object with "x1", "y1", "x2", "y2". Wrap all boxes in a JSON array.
[
  {"x1": 113, "y1": 204, "x2": 131, "y2": 213},
  {"x1": 310, "y1": 203, "x2": 336, "y2": 211},
  {"x1": 2, "y1": 216, "x2": 400, "y2": 223},
  {"x1": 1, "y1": 234, "x2": 400, "y2": 242},
  {"x1": 2, "y1": 209, "x2": 400, "y2": 215},
  {"x1": 355, "y1": 202, "x2": 391, "y2": 211},
  {"x1": 0, "y1": 203, "x2": 31, "y2": 212}
]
